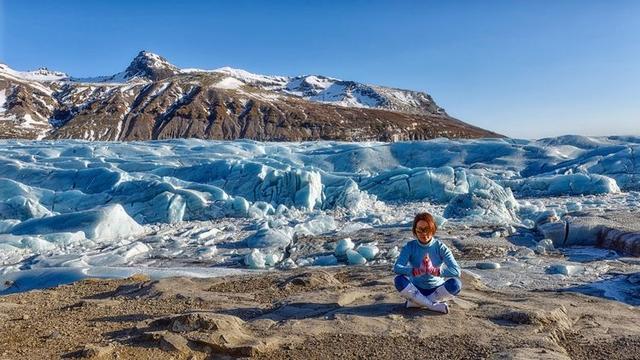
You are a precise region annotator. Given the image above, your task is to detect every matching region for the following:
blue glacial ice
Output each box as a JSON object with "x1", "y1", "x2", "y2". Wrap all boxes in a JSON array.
[
  {"x1": 334, "y1": 238, "x2": 355, "y2": 256},
  {"x1": 346, "y1": 249, "x2": 367, "y2": 265},
  {"x1": 0, "y1": 135, "x2": 638, "y2": 283},
  {"x1": 313, "y1": 255, "x2": 339, "y2": 266},
  {"x1": 356, "y1": 244, "x2": 380, "y2": 260}
]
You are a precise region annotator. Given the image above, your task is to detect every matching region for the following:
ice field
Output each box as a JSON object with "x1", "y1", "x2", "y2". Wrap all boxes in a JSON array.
[{"x1": 0, "y1": 135, "x2": 639, "y2": 296}]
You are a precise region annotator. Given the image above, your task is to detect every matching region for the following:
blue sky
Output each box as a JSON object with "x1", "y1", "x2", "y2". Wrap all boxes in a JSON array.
[{"x1": 1, "y1": 0, "x2": 638, "y2": 138}]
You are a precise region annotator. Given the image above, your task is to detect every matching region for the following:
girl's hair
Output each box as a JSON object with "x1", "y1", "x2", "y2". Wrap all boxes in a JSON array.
[{"x1": 412, "y1": 212, "x2": 437, "y2": 237}]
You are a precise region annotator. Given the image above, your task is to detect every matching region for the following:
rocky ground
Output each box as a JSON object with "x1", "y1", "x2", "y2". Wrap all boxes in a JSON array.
[
  {"x1": 1, "y1": 245, "x2": 639, "y2": 359},
  {"x1": 1, "y1": 208, "x2": 639, "y2": 359}
]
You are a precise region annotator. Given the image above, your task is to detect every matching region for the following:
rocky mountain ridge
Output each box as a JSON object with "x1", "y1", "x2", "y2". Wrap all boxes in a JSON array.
[{"x1": 0, "y1": 51, "x2": 501, "y2": 141}]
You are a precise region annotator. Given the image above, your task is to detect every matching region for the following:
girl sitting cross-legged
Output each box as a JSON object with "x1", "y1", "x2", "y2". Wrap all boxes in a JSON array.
[{"x1": 393, "y1": 212, "x2": 462, "y2": 314}]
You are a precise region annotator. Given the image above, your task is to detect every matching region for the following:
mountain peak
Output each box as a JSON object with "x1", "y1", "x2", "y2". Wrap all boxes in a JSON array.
[
  {"x1": 122, "y1": 50, "x2": 179, "y2": 81},
  {"x1": 0, "y1": 63, "x2": 68, "y2": 81}
]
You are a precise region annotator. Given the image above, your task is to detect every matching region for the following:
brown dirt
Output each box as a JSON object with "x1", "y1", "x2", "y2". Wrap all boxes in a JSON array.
[
  {"x1": 257, "y1": 334, "x2": 493, "y2": 360},
  {"x1": 0, "y1": 266, "x2": 639, "y2": 359}
]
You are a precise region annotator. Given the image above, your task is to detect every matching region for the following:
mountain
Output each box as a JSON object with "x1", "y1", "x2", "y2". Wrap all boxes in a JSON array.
[
  {"x1": 0, "y1": 51, "x2": 501, "y2": 141},
  {"x1": 72, "y1": 51, "x2": 181, "y2": 83}
]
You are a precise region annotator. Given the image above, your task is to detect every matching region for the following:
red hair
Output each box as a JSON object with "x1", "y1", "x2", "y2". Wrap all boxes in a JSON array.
[{"x1": 412, "y1": 212, "x2": 437, "y2": 237}]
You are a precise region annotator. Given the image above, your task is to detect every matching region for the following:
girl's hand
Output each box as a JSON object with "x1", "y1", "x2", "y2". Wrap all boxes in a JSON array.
[
  {"x1": 422, "y1": 255, "x2": 441, "y2": 276},
  {"x1": 412, "y1": 255, "x2": 440, "y2": 276},
  {"x1": 412, "y1": 267, "x2": 425, "y2": 277}
]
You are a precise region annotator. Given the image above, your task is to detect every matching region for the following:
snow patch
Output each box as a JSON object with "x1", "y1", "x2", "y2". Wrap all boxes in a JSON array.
[
  {"x1": 213, "y1": 77, "x2": 244, "y2": 90},
  {"x1": 0, "y1": 64, "x2": 68, "y2": 81}
]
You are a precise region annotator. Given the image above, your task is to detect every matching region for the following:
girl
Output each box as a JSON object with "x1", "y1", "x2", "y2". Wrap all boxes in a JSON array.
[{"x1": 393, "y1": 212, "x2": 462, "y2": 314}]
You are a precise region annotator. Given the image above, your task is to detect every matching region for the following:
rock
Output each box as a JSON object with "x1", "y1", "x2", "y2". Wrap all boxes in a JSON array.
[
  {"x1": 249, "y1": 319, "x2": 277, "y2": 331},
  {"x1": 512, "y1": 247, "x2": 536, "y2": 259},
  {"x1": 148, "y1": 331, "x2": 190, "y2": 353},
  {"x1": 80, "y1": 344, "x2": 114, "y2": 358},
  {"x1": 45, "y1": 330, "x2": 62, "y2": 340},
  {"x1": 461, "y1": 269, "x2": 488, "y2": 290},
  {"x1": 187, "y1": 332, "x2": 269, "y2": 357},
  {"x1": 599, "y1": 228, "x2": 640, "y2": 257},
  {"x1": 336, "y1": 290, "x2": 370, "y2": 306},
  {"x1": 281, "y1": 271, "x2": 341, "y2": 289},
  {"x1": 150, "y1": 312, "x2": 276, "y2": 357},
  {"x1": 143, "y1": 313, "x2": 269, "y2": 356},
  {"x1": 494, "y1": 306, "x2": 571, "y2": 331},
  {"x1": 476, "y1": 262, "x2": 501, "y2": 270},
  {"x1": 166, "y1": 313, "x2": 245, "y2": 333},
  {"x1": 124, "y1": 51, "x2": 180, "y2": 81}
]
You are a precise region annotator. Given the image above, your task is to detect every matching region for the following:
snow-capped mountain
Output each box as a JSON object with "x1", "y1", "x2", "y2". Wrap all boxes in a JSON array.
[
  {"x1": 72, "y1": 51, "x2": 181, "y2": 83},
  {"x1": 0, "y1": 64, "x2": 68, "y2": 82},
  {"x1": 186, "y1": 66, "x2": 445, "y2": 115},
  {"x1": 0, "y1": 51, "x2": 500, "y2": 141}
]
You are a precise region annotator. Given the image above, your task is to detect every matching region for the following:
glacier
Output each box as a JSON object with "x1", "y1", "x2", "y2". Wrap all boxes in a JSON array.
[{"x1": 0, "y1": 135, "x2": 639, "y2": 294}]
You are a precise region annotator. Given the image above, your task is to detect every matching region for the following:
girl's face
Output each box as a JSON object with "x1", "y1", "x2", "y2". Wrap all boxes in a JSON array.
[{"x1": 414, "y1": 220, "x2": 433, "y2": 244}]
